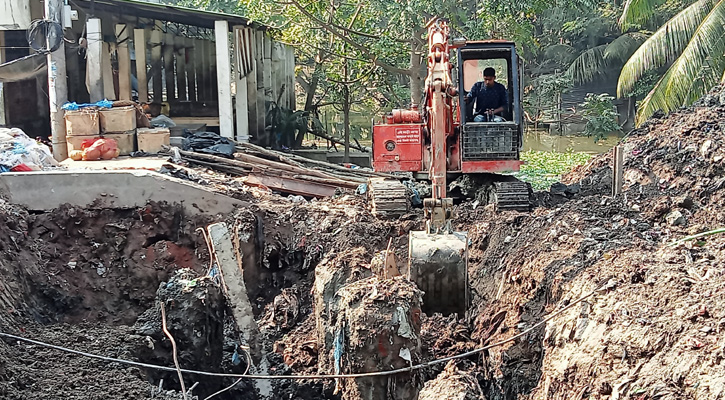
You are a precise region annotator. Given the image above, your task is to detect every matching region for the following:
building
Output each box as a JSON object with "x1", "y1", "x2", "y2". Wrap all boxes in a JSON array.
[{"x1": 0, "y1": 0, "x2": 295, "y2": 151}]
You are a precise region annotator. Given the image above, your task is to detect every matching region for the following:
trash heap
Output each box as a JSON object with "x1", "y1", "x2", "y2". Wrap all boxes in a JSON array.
[
  {"x1": 316, "y1": 272, "x2": 424, "y2": 400},
  {"x1": 0, "y1": 127, "x2": 58, "y2": 171}
]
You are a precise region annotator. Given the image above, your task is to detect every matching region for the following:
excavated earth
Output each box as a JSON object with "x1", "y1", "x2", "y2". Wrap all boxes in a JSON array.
[{"x1": 2, "y1": 84, "x2": 725, "y2": 400}]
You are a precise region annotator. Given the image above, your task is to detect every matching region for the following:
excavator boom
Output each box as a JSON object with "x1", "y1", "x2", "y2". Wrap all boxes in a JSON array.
[{"x1": 408, "y1": 19, "x2": 469, "y2": 317}]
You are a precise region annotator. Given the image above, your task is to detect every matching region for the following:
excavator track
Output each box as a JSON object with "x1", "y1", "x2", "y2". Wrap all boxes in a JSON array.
[
  {"x1": 494, "y1": 181, "x2": 533, "y2": 212},
  {"x1": 368, "y1": 178, "x2": 410, "y2": 217}
]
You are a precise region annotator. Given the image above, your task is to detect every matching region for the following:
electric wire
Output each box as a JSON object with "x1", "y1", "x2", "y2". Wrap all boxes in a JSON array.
[{"x1": 0, "y1": 282, "x2": 611, "y2": 380}]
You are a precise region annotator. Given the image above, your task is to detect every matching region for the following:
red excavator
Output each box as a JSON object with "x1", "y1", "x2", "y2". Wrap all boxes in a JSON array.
[{"x1": 369, "y1": 19, "x2": 531, "y2": 316}]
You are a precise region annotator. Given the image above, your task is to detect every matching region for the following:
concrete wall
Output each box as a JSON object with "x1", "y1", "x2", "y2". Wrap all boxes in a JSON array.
[
  {"x1": 0, "y1": 170, "x2": 246, "y2": 216},
  {"x1": 0, "y1": 0, "x2": 32, "y2": 30}
]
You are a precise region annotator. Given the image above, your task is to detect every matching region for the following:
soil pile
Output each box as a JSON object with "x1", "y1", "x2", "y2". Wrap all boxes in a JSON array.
[
  {"x1": 3, "y1": 84, "x2": 725, "y2": 400},
  {"x1": 447, "y1": 84, "x2": 725, "y2": 399},
  {"x1": 0, "y1": 200, "x2": 211, "y2": 399}
]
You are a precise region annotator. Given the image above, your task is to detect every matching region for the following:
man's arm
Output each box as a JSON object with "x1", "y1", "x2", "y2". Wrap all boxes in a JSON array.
[{"x1": 466, "y1": 82, "x2": 480, "y2": 101}]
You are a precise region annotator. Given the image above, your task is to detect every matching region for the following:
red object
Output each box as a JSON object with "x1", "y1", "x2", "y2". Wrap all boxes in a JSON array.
[
  {"x1": 11, "y1": 164, "x2": 33, "y2": 172},
  {"x1": 82, "y1": 138, "x2": 119, "y2": 161},
  {"x1": 372, "y1": 123, "x2": 424, "y2": 172},
  {"x1": 81, "y1": 138, "x2": 100, "y2": 149},
  {"x1": 371, "y1": 21, "x2": 523, "y2": 180},
  {"x1": 388, "y1": 108, "x2": 422, "y2": 124},
  {"x1": 461, "y1": 160, "x2": 524, "y2": 173}
]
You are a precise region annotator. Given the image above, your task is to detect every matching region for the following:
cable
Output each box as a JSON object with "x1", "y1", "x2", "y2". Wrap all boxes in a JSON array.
[{"x1": 0, "y1": 282, "x2": 612, "y2": 380}]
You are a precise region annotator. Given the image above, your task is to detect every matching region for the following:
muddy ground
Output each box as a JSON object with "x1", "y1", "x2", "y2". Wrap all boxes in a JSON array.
[{"x1": 2, "y1": 85, "x2": 725, "y2": 399}]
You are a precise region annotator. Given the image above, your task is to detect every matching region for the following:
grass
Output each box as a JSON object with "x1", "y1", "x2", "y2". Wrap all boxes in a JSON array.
[{"x1": 516, "y1": 150, "x2": 592, "y2": 190}]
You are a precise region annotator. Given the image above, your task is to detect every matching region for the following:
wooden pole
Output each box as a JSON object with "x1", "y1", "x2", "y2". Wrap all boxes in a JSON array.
[
  {"x1": 87, "y1": 18, "x2": 104, "y2": 102},
  {"x1": 233, "y1": 26, "x2": 249, "y2": 142},
  {"x1": 255, "y1": 30, "x2": 266, "y2": 144},
  {"x1": 186, "y1": 37, "x2": 196, "y2": 102},
  {"x1": 116, "y1": 24, "x2": 132, "y2": 101},
  {"x1": 163, "y1": 32, "x2": 176, "y2": 102},
  {"x1": 245, "y1": 28, "x2": 258, "y2": 142},
  {"x1": 175, "y1": 38, "x2": 187, "y2": 101},
  {"x1": 101, "y1": 42, "x2": 115, "y2": 100},
  {"x1": 46, "y1": 0, "x2": 69, "y2": 160},
  {"x1": 150, "y1": 27, "x2": 163, "y2": 103},
  {"x1": 134, "y1": 28, "x2": 149, "y2": 103},
  {"x1": 343, "y1": 59, "x2": 350, "y2": 163},
  {"x1": 0, "y1": 32, "x2": 6, "y2": 125},
  {"x1": 612, "y1": 145, "x2": 624, "y2": 196}
]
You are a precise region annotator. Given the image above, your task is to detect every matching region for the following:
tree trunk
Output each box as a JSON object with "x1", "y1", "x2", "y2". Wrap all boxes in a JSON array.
[
  {"x1": 343, "y1": 60, "x2": 351, "y2": 163},
  {"x1": 409, "y1": 39, "x2": 423, "y2": 106}
]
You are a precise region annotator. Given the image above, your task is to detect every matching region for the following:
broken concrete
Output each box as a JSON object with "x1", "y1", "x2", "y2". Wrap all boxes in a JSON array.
[{"x1": 207, "y1": 222, "x2": 261, "y2": 361}]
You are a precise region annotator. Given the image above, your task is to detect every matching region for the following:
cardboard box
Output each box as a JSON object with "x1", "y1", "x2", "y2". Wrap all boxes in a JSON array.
[
  {"x1": 99, "y1": 106, "x2": 136, "y2": 133},
  {"x1": 137, "y1": 128, "x2": 170, "y2": 153},
  {"x1": 103, "y1": 131, "x2": 136, "y2": 156},
  {"x1": 65, "y1": 109, "x2": 100, "y2": 136}
]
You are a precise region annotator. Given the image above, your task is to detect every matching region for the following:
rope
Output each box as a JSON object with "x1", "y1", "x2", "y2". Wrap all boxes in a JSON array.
[{"x1": 0, "y1": 282, "x2": 612, "y2": 380}]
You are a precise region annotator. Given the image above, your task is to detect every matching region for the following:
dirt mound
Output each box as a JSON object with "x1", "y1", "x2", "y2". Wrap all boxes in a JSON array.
[
  {"x1": 4, "y1": 84, "x2": 725, "y2": 400},
  {"x1": 443, "y1": 84, "x2": 725, "y2": 399},
  {"x1": 0, "y1": 201, "x2": 213, "y2": 399}
]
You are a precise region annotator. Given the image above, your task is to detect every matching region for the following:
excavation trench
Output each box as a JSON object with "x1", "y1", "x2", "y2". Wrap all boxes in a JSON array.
[
  {"x1": 0, "y1": 192, "x2": 551, "y2": 400},
  {"x1": 0, "y1": 200, "x2": 322, "y2": 400}
]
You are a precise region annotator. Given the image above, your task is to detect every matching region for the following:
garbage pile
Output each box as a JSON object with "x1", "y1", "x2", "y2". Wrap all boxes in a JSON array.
[{"x1": 0, "y1": 128, "x2": 58, "y2": 172}]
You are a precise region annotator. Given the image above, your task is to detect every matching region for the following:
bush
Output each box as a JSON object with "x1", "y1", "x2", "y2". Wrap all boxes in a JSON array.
[{"x1": 580, "y1": 93, "x2": 621, "y2": 142}]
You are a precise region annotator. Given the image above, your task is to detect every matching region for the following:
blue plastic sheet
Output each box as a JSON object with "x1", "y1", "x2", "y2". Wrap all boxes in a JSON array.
[
  {"x1": 61, "y1": 100, "x2": 113, "y2": 111},
  {"x1": 333, "y1": 327, "x2": 345, "y2": 374}
]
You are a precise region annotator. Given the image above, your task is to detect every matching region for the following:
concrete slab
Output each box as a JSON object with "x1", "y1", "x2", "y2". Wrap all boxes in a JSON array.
[
  {"x1": 0, "y1": 170, "x2": 245, "y2": 217},
  {"x1": 60, "y1": 156, "x2": 169, "y2": 171}
]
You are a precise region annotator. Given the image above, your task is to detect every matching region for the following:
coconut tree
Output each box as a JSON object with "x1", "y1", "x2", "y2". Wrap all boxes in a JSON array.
[{"x1": 617, "y1": 0, "x2": 725, "y2": 125}]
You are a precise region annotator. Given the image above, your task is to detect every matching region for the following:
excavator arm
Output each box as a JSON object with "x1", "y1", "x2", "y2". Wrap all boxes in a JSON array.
[{"x1": 408, "y1": 19, "x2": 469, "y2": 317}]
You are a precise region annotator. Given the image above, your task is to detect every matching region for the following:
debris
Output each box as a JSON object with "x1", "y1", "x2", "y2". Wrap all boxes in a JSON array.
[
  {"x1": 182, "y1": 131, "x2": 235, "y2": 158},
  {"x1": 665, "y1": 210, "x2": 686, "y2": 226},
  {"x1": 0, "y1": 128, "x2": 59, "y2": 171},
  {"x1": 419, "y1": 361, "x2": 484, "y2": 400},
  {"x1": 206, "y1": 222, "x2": 261, "y2": 362}
]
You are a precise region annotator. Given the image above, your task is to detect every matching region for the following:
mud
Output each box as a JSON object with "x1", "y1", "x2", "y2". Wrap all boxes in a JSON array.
[{"x1": 3, "y1": 84, "x2": 725, "y2": 400}]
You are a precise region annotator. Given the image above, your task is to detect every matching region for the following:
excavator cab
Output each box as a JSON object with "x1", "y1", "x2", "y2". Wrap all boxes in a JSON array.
[
  {"x1": 455, "y1": 42, "x2": 525, "y2": 175},
  {"x1": 455, "y1": 42, "x2": 531, "y2": 211}
]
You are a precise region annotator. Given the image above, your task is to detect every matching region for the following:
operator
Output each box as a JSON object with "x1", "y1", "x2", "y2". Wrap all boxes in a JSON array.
[{"x1": 466, "y1": 67, "x2": 508, "y2": 122}]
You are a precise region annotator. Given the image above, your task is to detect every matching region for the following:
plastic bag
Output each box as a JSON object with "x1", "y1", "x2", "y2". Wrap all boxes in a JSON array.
[
  {"x1": 0, "y1": 127, "x2": 59, "y2": 171},
  {"x1": 182, "y1": 131, "x2": 235, "y2": 158},
  {"x1": 81, "y1": 138, "x2": 119, "y2": 161}
]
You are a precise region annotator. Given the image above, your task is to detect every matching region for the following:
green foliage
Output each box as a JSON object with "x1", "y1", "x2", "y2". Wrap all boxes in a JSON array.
[
  {"x1": 566, "y1": 32, "x2": 648, "y2": 84},
  {"x1": 524, "y1": 73, "x2": 572, "y2": 120},
  {"x1": 616, "y1": 0, "x2": 725, "y2": 125},
  {"x1": 580, "y1": 93, "x2": 622, "y2": 142},
  {"x1": 516, "y1": 150, "x2": 591, "y2": 190}
]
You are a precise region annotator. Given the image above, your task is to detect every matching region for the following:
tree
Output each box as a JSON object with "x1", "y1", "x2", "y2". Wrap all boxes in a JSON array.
[{"x1": 617, "y1": 0, "x2": 725, "y2": 125}]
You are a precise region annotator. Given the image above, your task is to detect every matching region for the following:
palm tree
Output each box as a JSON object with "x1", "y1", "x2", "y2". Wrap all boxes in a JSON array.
[{"x1": 617, "y1": 0, "x2": 725, "y2": 125}]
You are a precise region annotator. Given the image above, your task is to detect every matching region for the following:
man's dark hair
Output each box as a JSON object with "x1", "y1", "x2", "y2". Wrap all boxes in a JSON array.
[{"x1": 483, "y1": 67, "x2": 496, "y2": 77}]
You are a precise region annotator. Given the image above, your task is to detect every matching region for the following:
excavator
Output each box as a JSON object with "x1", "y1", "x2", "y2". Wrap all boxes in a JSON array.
[{"x1": 369, "y1": 19, "x2": 531, "y2": 316}]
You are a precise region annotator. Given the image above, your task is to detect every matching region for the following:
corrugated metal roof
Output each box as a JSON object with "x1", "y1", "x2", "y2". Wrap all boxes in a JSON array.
[{"x1": 73, "y1": 0, "x2": 269, "y2": 30}]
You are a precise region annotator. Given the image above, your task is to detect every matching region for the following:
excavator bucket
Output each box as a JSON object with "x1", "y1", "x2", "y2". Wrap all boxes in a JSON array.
[{"x1": 408, "y1": 230, "x2": 468, "y2": 316}]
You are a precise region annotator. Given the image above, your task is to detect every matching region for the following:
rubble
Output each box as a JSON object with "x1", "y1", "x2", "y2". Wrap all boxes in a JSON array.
[
  {"x1": 3, "y1": 84, "x2": 725, "y2": 400},
  {"x1": 418, "y1": 361, "x2": 485, "y2": 400}
]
